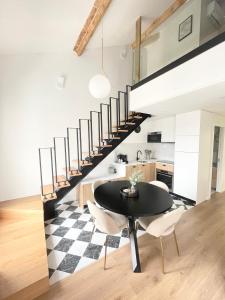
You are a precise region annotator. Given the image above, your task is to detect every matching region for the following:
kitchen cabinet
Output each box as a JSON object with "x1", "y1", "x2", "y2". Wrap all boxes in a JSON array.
[
  {"x1": 155, "y1": 162, "x2": 174, "y2": 173},
  {"x1": 173, "y1": 152, "x2": 199, "y2": 200},
  {"x1": 79, "y1": 176, "x2": 125, "y2": 207},
  {"x1": 150, "y1": 116, "x2": 176, "y2": 143},
  {"x1": 125, "y1": 163, "x2": 155, "y2": 182}
]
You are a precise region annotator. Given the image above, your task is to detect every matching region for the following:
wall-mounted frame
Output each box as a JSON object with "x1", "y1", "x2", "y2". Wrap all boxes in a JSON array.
[{"x1": 179, "y1": 15, "x2": 193, "y2": 42}]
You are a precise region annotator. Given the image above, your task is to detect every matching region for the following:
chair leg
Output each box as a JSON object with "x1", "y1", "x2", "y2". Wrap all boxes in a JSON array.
[
  {"x1": 104, "y1": 235, "x2": 108, "y2": 270},
  {"x1": 159, "y1": 237, "x2": 165, "y2": 274},
  {"x1": 173, "y1": 231, "x2": 180, "y2": 256},
  {"x1": 91, "y1": 224, "x2": 95, "y2": 239}
]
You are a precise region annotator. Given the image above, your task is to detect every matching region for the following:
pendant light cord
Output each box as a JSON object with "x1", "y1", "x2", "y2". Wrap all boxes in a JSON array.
[{"x1": 101, "y1": 21, "x2": 105, "y2": 74}]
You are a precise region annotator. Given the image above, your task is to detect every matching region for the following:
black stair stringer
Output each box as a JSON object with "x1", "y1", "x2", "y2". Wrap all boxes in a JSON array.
[{"x1": 44, "y1": 112, "x2": 150, "y2": 220}]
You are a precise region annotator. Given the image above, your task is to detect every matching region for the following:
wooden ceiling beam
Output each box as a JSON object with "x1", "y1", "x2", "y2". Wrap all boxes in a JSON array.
[
  {"x1": 131, "y1": 0, "x2": 187, "y2": 49},
  {"x1": 74, "y1": 0, "x2": 112, "y2": 56}
]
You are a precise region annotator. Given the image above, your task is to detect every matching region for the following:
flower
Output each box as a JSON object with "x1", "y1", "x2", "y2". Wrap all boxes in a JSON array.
[{"x1": 129, "y1": 170, "x2": 144, "y2": 186}]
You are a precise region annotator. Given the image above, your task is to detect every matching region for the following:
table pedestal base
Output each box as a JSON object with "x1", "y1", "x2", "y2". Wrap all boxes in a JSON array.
[{"x1": 128, "y1": 217, "x2": 141, "y2": 273}]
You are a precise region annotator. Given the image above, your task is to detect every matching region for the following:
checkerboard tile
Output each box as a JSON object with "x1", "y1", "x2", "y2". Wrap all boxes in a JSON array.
[{"x1": 45, "y1": 194, "x2": 194, "y2": 285}]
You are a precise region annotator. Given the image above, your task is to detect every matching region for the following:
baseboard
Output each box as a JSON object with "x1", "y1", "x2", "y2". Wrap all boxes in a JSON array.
[{"x1": 170, "y1": 192, "x2": 196, "y2": 205}]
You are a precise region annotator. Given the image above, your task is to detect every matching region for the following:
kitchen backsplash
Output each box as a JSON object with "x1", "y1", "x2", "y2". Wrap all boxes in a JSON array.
[
  {"x1": 115, "y1": 143, "x2": 175, "y2": 162},
  {"x1": 85, "y1": 142, "x2": 175, "y2": 180}
]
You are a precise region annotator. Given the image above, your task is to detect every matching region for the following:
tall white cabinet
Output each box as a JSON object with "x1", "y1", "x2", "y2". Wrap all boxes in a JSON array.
[{"x1": 174, "y1": 110, "x2": 213, "y2": 203}]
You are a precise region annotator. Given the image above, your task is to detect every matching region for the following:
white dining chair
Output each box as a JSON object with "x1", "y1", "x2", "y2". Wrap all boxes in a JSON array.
[
  {"x1": 92, "y1": 180, "x2": 105, "y2": 208},
  {"x1": 92, "y1": 180, "x2": 105, "y2": 197},
  {"x1": 138, "y1": 180, "x2": 169, "y2": 230},
  {"x1": 87, "y1": 200, "x2": 128, "y2": 270},
  {"x1": 149, "y1": 180, "x2": 170, "y2": 192},
  {"x1": 144, "y1": 206, "x2": 185, "y2": 274}
]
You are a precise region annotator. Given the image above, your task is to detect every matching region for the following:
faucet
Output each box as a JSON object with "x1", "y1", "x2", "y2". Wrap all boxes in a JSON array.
[{"x1": 136, "y1": 150, "x2": 142, "y2": 161}]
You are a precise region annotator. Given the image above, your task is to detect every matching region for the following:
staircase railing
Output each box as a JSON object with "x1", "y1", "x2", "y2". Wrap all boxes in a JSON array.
[{"x1": 38, "y1": 84, "x2": 149, "y2": 211}]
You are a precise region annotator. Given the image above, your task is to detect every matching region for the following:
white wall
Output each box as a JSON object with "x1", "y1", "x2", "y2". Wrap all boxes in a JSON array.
[
  {"x1": 140, "y1": 0, "x2": 201, "y2": 79},
  {"x1": 0, "y1": 46, "x2": 132, "y2": 201}
]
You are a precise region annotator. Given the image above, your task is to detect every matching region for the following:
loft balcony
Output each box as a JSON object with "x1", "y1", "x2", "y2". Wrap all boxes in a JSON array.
[{"x1": 131, "y1": 0, "x2": 225, "y2": 116}]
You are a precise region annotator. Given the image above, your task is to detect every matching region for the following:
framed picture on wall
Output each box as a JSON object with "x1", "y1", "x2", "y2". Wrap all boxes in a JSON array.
[{"x1": 178, "y1": 15, "x2": 193, "y2": 41}]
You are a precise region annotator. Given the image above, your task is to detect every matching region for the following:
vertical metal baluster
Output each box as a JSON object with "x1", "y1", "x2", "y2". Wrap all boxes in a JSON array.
[
  {"x1": 87, "y1": 120, "x2": 91, "y2": 160},
  {"x1": 90, "y1": 112, "x2": 93, "y2": 153},
  {"x1": 118, "y1": 92, "x2": 121, "y2": 127},
  {"x1": 50, "y1": 147, "x2": 55, "y2": 196},
  {"x1": 53, "y1": 138, "x2": 58, "y2": 184},
  {"x1": 107, "y1": 104, "x2": 110, "y2": 140},
  {"x1": 76, "y1": 128, "x2": 80, "y2": 172},
  {"x1": 79, "y1": 119, "x2": 82, "y2": 162},
  {"x1": 100, "y1": 105, "x2": 103, "y2": 145},
  {"x1": 98, "y1": 112, "x2": 101, "y2": 152},
  {"x1": 116, "y1": 98, "x2": 119, "y2": 133},
  {"x1": 67, "y1": 128, "x2": 71, "y2": 173},
  {"x1": 109, "y1": 98, "x2": 112, "y2": 138},
  {"x1": 38, "y1": 149, "x2": 44, "y2": 197},
  {"x1": 64, "y1": 137, "x2": 68, "y2": 182}
]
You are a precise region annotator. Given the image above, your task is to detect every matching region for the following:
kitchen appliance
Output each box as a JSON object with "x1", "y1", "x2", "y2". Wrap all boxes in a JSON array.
[
  {"x1": 156, "y1": 170, "x2": 173, "y2": 190},
  {"x1": 117, "y1": 154, "x2": 128, "y2": 163},
  {"x1": 147, "y1": 132, "x2": 162, "y2": 143},
  {"x1": 156, "y1": 160, "x2": 174, "y2": 190}
]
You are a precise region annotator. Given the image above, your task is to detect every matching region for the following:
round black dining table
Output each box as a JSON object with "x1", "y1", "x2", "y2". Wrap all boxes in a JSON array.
[{"x1": 94, "y1": 180, "x2": 173, "y2": 273}]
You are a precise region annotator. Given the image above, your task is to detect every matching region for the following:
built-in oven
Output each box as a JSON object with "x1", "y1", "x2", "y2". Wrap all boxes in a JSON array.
[
  {"x1": 156, "y1": 170, "x2": 173, "y2": 190},
  {"x1": 147, "y1": 132, "x2": 162, "y2": 143}
]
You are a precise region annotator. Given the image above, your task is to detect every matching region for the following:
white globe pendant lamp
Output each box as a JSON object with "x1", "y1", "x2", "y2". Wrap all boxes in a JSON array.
[
  {"x1": 89, "y1": 22, "x2": 111, "y2": 99},
  {"x1": 88, "y1": 73, "x2": 111, "y2": 99}
]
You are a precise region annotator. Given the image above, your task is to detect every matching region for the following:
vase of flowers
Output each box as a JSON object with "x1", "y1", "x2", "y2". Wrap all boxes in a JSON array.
[{"x1": 129, "y1": 170, "x2": 143, "y2": 194}]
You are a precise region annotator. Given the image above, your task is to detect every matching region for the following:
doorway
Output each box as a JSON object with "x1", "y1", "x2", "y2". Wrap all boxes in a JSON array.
[{"x1": 211, "y1": 126, "x2": 222, "y2": 194}]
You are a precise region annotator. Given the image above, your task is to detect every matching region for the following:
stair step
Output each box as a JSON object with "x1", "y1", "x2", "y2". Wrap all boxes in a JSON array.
[
  {"x1": 121, "y1": 121, "x2": 136, "y2": 125},
  {"x1": 104, "y1": 137, "x2": 121, "y2": 140},
  {"x1": 95, "y1": 144, "x2": 112, "y2": 148},
  {"x1": 54, "y1": 175, "x2": 70, "y2": 188},
  {"x1": 68, "y1": 169, "x2": 82, "y2": 177},
  {"x1": 111, "y1": 129, "x2": 129, "y2": 133},
  {"x1": 83, "y1": 152, "x2": 103, "y2": 157},
  {"x1": 42, "y1": 185, "x2": 57, "y2": 202},
  {"x1": 73, "y1": 160, "x2": 93, "y2": 167}
]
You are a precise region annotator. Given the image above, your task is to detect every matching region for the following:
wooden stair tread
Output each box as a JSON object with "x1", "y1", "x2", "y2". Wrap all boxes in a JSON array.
[
  {"x1": 54, "y1": 175, "x2": 70, "y2": 188},
  {"x1": 104, "y1": 137, "x2": 121, "y2": 140},
  {"x1": 72, "y1": 160, "x2": 93, "y2": 166},
  {"x1": 83, "y1": 152, "x2": 103, "y2": 157},
  {"x1": 68, "y1": 170, "x2": 82, "y2": 177},
  {"x1": 95, "y1": 144, "x2": 112, "y2": 148},
  {"x1": 41, "y1": 185, "x2": 57, "y2": 202},
  {"x1": 111, "y1": 129, "x2": 129, "y2": 133}
]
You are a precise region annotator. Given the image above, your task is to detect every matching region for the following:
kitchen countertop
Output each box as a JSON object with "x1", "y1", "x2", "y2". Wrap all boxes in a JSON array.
[
  {"x1": 114, "y1": 159, "x2": 174, "y2": 166},
  {"x1": 81, "y1": 160, "x2": 174, "y2": 184}
]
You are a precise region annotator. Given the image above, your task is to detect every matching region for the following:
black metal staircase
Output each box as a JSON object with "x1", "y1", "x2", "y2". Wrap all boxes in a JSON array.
[{"x1": 39, "y1": 84, "x2": 151, "y2": 220}]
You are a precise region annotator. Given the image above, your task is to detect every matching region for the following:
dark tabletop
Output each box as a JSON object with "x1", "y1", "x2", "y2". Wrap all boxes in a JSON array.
[{"x1": 94, "y1": 180, "x2": 173, "y2": 217}]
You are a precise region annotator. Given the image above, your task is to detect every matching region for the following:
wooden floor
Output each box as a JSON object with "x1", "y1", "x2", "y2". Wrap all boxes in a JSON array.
[
  {"x1": 37, "y1": 192, "x2": 225, "y2": 300},
  {"x1": 0, "y1": 196, "x2": 49, "y2": 300}
]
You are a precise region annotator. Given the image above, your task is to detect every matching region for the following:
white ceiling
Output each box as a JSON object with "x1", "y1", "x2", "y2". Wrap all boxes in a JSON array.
[{"x1": 0, "y1": 0, "x2": 173, "y2": 54}]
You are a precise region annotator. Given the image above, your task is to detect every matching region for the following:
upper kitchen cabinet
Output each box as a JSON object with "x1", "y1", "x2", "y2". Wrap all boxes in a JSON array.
[
  {"x1": 123, "y1": 116, "x2": 175, "y2": 144},
  {"x1": 176, "y1": 110, "x2": 201, "y2": 136},
  {"x1": 160, "y1": 117, "x2": 176, "y2": 143},
  {"x1": 151, "y1": 116, "x2": 175, "y2": 143}
]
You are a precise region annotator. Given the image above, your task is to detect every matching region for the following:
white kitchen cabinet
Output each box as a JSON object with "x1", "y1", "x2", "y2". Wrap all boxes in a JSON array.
[
  {"x1": 175, "y1": 135, "x2": 200, "y2": 153},
  {"x1": 173, "y1": 152, "x2": 199, "y2": 200},
  {"x1": 161, "y1": 117, "x2": 176, "y2": 143},
  {"x1": 176, "y1": 111, "x2": 201, "y2": 136}
]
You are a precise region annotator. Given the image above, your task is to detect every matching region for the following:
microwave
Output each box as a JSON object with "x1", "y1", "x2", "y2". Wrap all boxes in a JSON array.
[{"x1": 147, "y1": 132, "x2": 162, "y2": 143}]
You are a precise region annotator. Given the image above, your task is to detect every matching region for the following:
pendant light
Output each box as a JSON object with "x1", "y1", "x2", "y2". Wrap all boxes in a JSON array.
[{"x1": 88, "y1": 21, "x2": 111, "y2": 99}]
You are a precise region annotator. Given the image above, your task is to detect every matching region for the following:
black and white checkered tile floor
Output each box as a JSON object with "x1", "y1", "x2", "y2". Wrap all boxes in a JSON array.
[{"x1": 44, "y1": 194, "x2": 194, "y2": 285}]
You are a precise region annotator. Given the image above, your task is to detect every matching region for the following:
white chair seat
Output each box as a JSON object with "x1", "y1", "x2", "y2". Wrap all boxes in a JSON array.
[
  {"x1": 107, "y1": 211, "x2": 127, "y2": 229},
  {"x1": 149, "y1": 180, "x2": 169, "y2": 192},
  {"x1": 138, "y1": 214, "x2": 163, "y2": 230}
]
